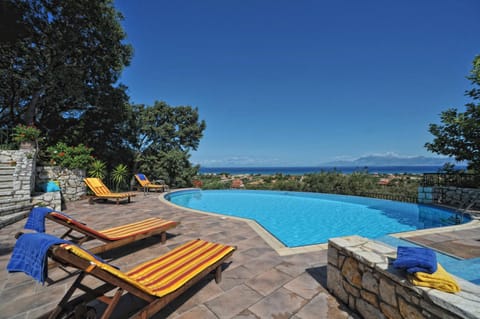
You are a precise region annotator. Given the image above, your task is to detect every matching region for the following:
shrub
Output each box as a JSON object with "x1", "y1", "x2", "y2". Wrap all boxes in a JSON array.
[
  {"x1": 47, "y1": 142, "x2": 93, "y2": 169},
  {"x1": 11, "y1": 124, "x2": 41, "y2": 142}
]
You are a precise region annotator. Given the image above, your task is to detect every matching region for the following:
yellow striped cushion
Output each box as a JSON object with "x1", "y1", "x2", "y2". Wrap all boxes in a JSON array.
[
  {"x1": 99, "y1": 218, "x2": 177, "y2": 240},
  {"x1": 85, "y1": 178, "x2": 134, "y2": 197},
  {"x1": 86, "y1": 178, "x2": 103, "y2": 188},
  {"x1": 127, "y1": 239, "x2": 235, "y2": 296},
  {"x1": 62, "y1": 239, "x2": 235, "y2": 297},
  {"x1": 95, "y1": 192, "x2": 134, "y2": 198},
  {"x1": 145, "y1": 184, "x2": 163, "y2": 189}
]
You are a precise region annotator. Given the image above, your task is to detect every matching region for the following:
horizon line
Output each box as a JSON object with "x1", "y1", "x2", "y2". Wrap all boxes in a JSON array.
[{"x1": 198, "y1": 164, "x2": 467, "y2": 168}]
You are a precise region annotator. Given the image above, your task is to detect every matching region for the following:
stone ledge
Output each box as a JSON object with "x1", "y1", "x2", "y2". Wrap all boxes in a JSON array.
[
  {"x1": 328, "y1": 236, "x2": 480, "y2": 319},
  {"x1": 0, "y1": 210, "x2": 31, "y2": 228}
]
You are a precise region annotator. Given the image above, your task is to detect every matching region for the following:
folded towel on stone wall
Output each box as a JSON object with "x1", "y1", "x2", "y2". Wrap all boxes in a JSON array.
[
  {"x1": 408, "y1": 263, "x2": 460, "y2": 293},
  {"x1": 393, "y1": 246, "x2": 437, "y2": 274}
]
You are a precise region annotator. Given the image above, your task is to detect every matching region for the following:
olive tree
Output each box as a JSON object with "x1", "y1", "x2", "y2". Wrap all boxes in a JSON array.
[{"x1": 425, "y1": 55, "x2": 480, "y2": 173}]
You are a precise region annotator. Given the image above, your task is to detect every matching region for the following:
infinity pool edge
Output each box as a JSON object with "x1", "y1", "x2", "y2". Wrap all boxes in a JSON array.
[{"x1": 159, "y1": 188, "x2": 479, "y2": 256}]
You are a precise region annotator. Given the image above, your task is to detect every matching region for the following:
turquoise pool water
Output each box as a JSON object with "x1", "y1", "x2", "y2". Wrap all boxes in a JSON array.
[{"x1": 166, "y1": 189, "x2": 469, "y2": 247}]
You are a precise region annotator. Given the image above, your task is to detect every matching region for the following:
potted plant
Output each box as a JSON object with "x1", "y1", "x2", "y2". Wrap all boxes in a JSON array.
[{"x1": 11, "y1": 124, "x2": 41, "y2": 149}]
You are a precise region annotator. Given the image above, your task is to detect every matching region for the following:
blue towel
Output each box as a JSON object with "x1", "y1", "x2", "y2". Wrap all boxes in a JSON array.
[
  {"x1": 7, "y1": 233, "x2": 69, "y2": 284},
  {"x1": 24, "y1": 207, "x2": 54, "y2": 232},
  {"x1": 393, "y1": 246, "x2": 437, "y2": 274}
]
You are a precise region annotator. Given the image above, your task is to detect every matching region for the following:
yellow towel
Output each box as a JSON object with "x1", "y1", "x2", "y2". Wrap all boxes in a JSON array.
[{"x1": 409, "y1": 263, "x2": 460, "y2": 293}]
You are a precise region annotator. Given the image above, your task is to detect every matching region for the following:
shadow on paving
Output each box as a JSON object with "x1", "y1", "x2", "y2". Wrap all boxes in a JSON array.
[
  {"x1": 81, "y1": 263, "x2": 234, "y2": 319},
  {"x1": 305, "y1": 265, "x2": 327, "y2": 288}
]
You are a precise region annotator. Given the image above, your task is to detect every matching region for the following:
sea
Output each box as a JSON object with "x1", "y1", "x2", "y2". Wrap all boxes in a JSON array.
[{"x1": 198, "y1": 166, "x2": 457, "y2": 175}]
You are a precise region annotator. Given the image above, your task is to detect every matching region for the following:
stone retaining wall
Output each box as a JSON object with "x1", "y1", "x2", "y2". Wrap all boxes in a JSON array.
[
  {"x1": 327, "y1": 236, "x2": 480, "y2": 319},
  {"x1": 36, "y1": 166, "x2": 86, "y2": 202},
  {"x1": 31, "y1": 191, "x2": 62, "y2": 210},
  {"x1": 418, "y1": 186, "x2": 480, "y2": 209}
]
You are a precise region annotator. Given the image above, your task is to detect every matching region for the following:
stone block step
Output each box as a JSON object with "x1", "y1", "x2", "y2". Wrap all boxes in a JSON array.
[
  {"x1": 0, "y1": 162, "x2": 15, "y2": 167},
  {"x1": 0, "y1": 198, "x2": 31, "y2": 206},
  {"x1": 0, "y1": 209, "x2": 31, "y2": 229},
  {"x1": 0, "y1": 203, "x2": 33, "y2": 217},
  {"x1": 0, "y1": 190, "x2": 14, "y2": 198},
  {"x1": 0, "y1": 181, "x2": 13, "y2": 188},
  {"x1": 0, "y1": 169, "x2": 15, "y2": 176}
]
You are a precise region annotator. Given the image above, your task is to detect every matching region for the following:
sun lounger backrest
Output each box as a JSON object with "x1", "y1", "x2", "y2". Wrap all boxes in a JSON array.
[
  {"x1": 50, "y1": 213, "x2": 178, "y2": 241},
  {"x1": 60, "y1": 243, "x2": 144, "y2": 289},
  {"x1": 84, "y1": 178, "x2": 112, "y2": 195},
  {"x1": 49, "y1": 212, "x2": 109, "y2": 240},
  {"x1": 135, "y1": 174, "x2": 150, "y2": 187}
]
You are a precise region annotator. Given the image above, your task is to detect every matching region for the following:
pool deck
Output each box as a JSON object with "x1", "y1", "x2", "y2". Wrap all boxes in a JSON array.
[
  {"x1": 400, "y1": 225, "x2": 480, "y2": 259},
  {"x1": 1, "y1": 192, "x2": 479, "y2": 319},
  {"x1": 0, "y1": 192, "x2": 358, "y2": 319}
]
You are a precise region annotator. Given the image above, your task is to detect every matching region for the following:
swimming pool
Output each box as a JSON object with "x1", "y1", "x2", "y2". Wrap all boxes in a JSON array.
[{"x1": 166, "y1": 189, "x2": 470, "y2": 247}]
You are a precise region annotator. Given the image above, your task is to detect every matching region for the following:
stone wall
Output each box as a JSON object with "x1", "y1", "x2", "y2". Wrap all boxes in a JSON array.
[
  {"x1": 418, "y1": 186, "x2": 480, "y2": 209},
  {"x1": 327, "y1": 236, "x2": 480, "y2": 319},
  {"x1": 31, "y1": 191, "x2": 62, "y2": 210},
  {"x1": 0, "y1": 149, "x2": 36, "y2": 200},
  {"x1": 36, "y1": 166, "x2": 86, "y2": 202}
]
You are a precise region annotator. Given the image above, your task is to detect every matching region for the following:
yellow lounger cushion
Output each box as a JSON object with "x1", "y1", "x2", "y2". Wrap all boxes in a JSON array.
[{"x1": 62, "y1": 239, "x2": 235, "y2": 297}]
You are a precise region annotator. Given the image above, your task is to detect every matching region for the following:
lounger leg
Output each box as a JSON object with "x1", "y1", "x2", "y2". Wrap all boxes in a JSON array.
[
  {"x1": 48, "y1": 273, "x2": 87, "y2": 318},
  {"x1": 215, "y1": 265, "x2": 222, "y2": 283},
  {"x1": 47, "y1": 273, "x2": 114, "y2": 319},
  {"x1": 99, "y1": 288, "x2": 123, "y2": 319},
  {"x1": 161, "y1": 232, "x2": 167, "y2": 244}
]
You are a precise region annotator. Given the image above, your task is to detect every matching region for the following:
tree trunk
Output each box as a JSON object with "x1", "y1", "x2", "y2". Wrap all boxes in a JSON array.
[{"x1": 24, "y1": 88, "x2": 43, "y2": 124}]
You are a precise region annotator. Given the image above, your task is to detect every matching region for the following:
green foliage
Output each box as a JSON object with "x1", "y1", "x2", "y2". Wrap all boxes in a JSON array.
[
  {"x1": 197, "y1": 171, "x2": 420, "y2": 201},
  {"x1": 88, "y1": 160, "x2": 107, "y2": 179},
  {"x1": 47, "y1": 142, "x2": 93, "y2": 169},
  {"x1": 198, "y1": 175, "x2": 229, "y2": 189},
  {"x1": 139, "y1": 149, "x2": 199, "y2": 188},
  {"x1": 425, "y1": 54, "x2": 480, "y2": 173},
  {"x1": 111, "y1": 164, "x2": 128, "y2": 191},
  {"x1": 0, "y1": 0, "x2": 133, "y2": 164},
  {"x1": 0, "y1": 1, "x2": 207, "y2": 186},
  {"x1": 132, "y1": 101, "x2": 206, "y2": 187},
  {"x1": 11, "y1": 124, "x2": 41, "y2": 142}
]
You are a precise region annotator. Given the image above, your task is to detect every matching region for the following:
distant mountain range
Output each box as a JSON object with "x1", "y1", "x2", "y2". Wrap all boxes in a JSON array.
[{"x1": 321, "y1": 155, "x2": 461, "y2": 167}]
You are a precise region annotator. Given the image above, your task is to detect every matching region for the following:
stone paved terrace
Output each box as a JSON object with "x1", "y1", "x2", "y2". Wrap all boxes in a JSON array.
[{"x1": 0, "y1": 192, "x2": 359, "y2": 319}]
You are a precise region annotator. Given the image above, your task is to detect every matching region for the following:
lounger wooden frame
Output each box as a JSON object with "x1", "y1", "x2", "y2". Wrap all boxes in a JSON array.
[
  {"x1": 46, "y1": 212, "x2": 179, "y2": 255},
  {"x1": 84, "y1": 178, "x2": 136, "y2": 205},
  {"x1": 44, "y1": 241, "x2": 235, "y2": 319}
]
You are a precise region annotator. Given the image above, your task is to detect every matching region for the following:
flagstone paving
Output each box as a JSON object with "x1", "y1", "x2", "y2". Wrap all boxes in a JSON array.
[{"x1": 0, "y1": 192, "x2": 358, "y2": 319}]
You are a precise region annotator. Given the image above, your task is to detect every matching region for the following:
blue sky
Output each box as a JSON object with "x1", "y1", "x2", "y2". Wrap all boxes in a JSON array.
[{"x1": 115, "y1": 0, "x2": 479, "y2": 167}]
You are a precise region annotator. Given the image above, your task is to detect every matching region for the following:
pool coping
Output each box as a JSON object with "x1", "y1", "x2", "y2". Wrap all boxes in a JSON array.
[{"x1": 159, "y1": 188, "x2": 480, "y2": 256}]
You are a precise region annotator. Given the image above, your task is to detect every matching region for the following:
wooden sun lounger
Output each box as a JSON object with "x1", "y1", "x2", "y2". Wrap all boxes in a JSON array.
[
  {"x1": 43, "y1": 238, "x2": 236, "y2": 319},
  {"x1": 46, "y1": 212, "x2": 179, "y2": 254},
  {"x1": 134, "y1": 174, "x2": 169, "y2": 195},
  {"x1": 84, "y1": 177, "x2": 136, "y2": 205}
]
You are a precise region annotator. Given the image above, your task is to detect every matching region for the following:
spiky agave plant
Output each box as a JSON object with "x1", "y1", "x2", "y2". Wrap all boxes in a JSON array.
[
  {"x1": 111, "y1": 164, "x2": 129, "y2": 191},
  {"x1": 88, "y1": 160, "x2": 107, "y2": 180}
]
